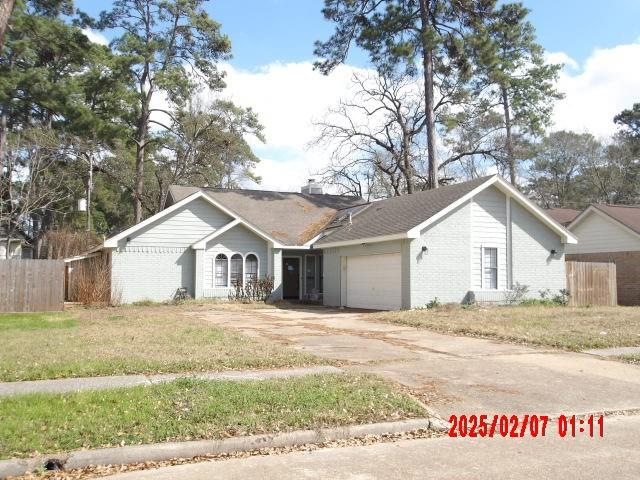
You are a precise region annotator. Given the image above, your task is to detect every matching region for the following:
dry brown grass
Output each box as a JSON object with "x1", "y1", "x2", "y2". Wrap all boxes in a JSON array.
[
  {"x1": 0, "y1": 305, "x2": 322, "y2": 382},
  {"x1": 373, "y1": 305, "x2": 640, "y2": 351}
]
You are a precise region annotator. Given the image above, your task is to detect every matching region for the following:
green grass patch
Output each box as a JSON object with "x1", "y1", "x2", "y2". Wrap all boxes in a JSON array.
[
  {"x1": 618, "y1": 354, "x2": 640, "y2": 365},
  {"x1": 373, "y1": 305, "x2": 640, "y2": 351},
  {"x1": 0, "y1": 374, "x2": 424, "y2": 458},
  {"x1": 0, "y1": 312, "x2": 77, "y2": 331},
  {"x1": 0, "y1": 306, "x2": 323, "y2": 382}
]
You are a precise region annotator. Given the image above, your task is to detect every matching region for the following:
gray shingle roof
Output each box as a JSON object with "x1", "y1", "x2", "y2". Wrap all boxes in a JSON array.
[
  {"x1": 546, "y1": 208, "x2": 581, "y2": 226},
  {"x1": 168, "y1": 185, "x2": 365, "y2": 246},
  {"x1": 316, "y1": 176, "x2": 493, "y2": 245}
]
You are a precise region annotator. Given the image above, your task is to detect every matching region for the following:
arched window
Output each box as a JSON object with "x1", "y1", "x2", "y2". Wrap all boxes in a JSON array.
[
  {"x1": 230, "y1": 253, "x2": 243, "y2": 287},
  {"x1": 245, "y1": 254, "x2": 258, "y2": 284},
  {"x1": 214, "y1": 254, "x2": 228, "y2": 287}
]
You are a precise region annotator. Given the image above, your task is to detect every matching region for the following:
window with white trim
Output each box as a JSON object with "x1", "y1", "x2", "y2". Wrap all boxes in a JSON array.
[
  {"x1": 483, "y1": 247, "x2": 498, "y2": 289},
  {"x1": 214, "y1": 254, "x2": 228, "y2": 287},
  {"x1": 245, "y1": 254, "x2": 258, "y2": 284},
  {"x1": 230, "y1": 254, "x2": 243, "y2": 287}
]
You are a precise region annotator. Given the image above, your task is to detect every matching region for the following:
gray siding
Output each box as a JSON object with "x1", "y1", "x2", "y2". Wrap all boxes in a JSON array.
[
  {"x1": 471, "y1": 187, "x2": 507, "y2": 290},
  {"x1": 112, "y1": 247, "x2": 195, "y2": 303},
  {"x1": 408, "y1": 200, "x2": 472, "y2": 307},
  {"x1": 322, "y1": 240, "x2": 402, "y2": 307},
  {"x1": 511, "y1": 200, "x2": 565, "y2": 297},
  {"x1": 202, "y1": 224, "x2": 269, "y2": 298},
  {"x1": 567, "y1": 211, "x2": 640, "y2": 254},
  {"x1": 122, "y1": 198, "x2": 232, "y2": 248}
]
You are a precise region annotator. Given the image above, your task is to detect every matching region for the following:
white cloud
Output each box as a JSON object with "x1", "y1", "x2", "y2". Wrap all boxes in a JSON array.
[
  {"x1": 550, "y1": 42, "x2": 640, "y2": 137},
  {"x1": 152, "y1": 42, "x2": 639, "y2": 192},
  {"x1": 82, "y1": 28, "x2": 109, "y2": 46},
  {"x1": 544, "y1": 51, "x2": 578, "y2": 70},
  {"x1": 213, "y1": 62, "x2": 373, "y2": 191}
]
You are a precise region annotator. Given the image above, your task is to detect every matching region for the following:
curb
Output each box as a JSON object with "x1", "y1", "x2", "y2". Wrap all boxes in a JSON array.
[
  {"x1": 0, "y1": 366, "x2": 344, "y2": 397},
  {"x1": 0, "y1": 417, "x2": 442, "y2": 478}
]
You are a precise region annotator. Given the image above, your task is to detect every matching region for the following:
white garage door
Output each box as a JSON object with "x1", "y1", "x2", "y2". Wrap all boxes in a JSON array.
[{"x1": 345, "y1": 253, "x2": 401, "y2": 310}]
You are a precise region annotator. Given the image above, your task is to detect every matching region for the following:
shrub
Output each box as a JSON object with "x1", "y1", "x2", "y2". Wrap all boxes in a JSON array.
[
  {"x1": 505, "y1": 282, "x2": 529, "y2": 305},
  {"x1": 426, "y1": 297, "x2": 441, "y2": 309},
  {"x1": 520, "y1": 288, "x2": 570, "y2": 307},
  {"x1": 228, "y1": 275, "x2": 275, "y2": 303}
]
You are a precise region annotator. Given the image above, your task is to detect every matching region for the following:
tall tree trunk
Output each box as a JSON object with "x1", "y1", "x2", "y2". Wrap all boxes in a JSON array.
[
  {"x1": 501, "y1": 84, "x2": 516, "y2": 186},
  {"x1": 419, "y1": 0, "x2": 439, "y2": 189},
  {"x1": 0, "y1": 0, "x2": 15, "y2": 50},
  {"x1": 133, "y1": 100, "x2": 149, "y2": 224},
  {"x1": 0, "y1": 106, "x2": 6, "y2": 185}
]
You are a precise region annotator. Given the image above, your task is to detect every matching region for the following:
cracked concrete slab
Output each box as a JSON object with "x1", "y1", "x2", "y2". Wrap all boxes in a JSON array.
[
  {"x1": 292, "y1": 334, "x2": 421, "y2": 363},
  {"x1": 195, "y1": 306, "x2": 640, "y2": 419}
]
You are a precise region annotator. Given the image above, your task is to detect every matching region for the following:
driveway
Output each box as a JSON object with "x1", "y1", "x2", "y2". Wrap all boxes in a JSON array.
[{"x1": 197, "y1": 306, "x2": 640, "y2": 418}]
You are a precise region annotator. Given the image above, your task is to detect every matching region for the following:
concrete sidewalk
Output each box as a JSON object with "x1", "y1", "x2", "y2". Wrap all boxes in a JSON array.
[
  {"x1": 105, "y1": 414, "x2": 640, "y2": 480},
  {"x1": 0, "y1": 366, "x2": 342, "y2": 397}
]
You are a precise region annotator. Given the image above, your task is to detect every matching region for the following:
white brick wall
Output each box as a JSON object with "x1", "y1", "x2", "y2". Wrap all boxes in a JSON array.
[
  {"x1": 511, "y1": 200, "x2": 565, "y2": 297},
  {"x1": 407, "y1": 200, "x2": 472, "y2": 307},
  {"x1": 112, "y1": 247, "x2": 195, "y2": 303}
]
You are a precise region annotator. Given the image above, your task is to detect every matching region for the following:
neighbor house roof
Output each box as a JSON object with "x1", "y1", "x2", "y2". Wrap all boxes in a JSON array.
[
  {"x1": 545, "y1": 208, "x2": 581, "y2": 226},
  {"x1": 316, "y1": 175, "x2": 577, "y2": 247},
  {"x1": 168, "y1": 186, "x2": 366, "y2": 246},
  {"x1": 569, "y1": 204, "x2": 640, "y2": 238}
]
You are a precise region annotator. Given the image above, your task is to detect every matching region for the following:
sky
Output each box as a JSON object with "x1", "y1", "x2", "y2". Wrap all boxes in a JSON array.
[{"x1": 77, "y1": 0, "x2": 640, "y2": 191}]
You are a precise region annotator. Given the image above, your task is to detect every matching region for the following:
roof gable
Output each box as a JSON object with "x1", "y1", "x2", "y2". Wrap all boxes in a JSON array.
[
  {"x1": 569, "y1": 204, "x2": 640, "y2": 241},
  {"x1": 169, "y1": 185, "x2": 364, "y2": 246},
  {"x1": 104, "y1": 191, "x2": 284, "y2": 248},
  {"x1": 316, "y1": 176, "x2": 577, "y2": 247}
]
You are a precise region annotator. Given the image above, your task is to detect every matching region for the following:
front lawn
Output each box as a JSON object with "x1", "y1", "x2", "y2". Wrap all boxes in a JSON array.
[
  {"x1": 373, "y1": 305, "x2": 640, "y2": 351},
  {"x1": 0, "y1": 374, "x2": 424, "y2": 458},
  {"x1": 0, "y1": 306, "x2": 322, "y2": 382}
]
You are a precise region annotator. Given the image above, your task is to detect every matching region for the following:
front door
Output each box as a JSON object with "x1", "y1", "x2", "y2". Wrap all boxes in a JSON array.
[{"x1": 283, "y1": 257, "x2": 300, "y2": 299}]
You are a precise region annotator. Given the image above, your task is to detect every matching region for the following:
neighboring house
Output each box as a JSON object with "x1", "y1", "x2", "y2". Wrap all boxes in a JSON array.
[
  {"x1": 546, "y1": 208, "x2": 581, "y2": 227},
  {"x1": 566, "y1": 204, "x2": 640, "y2": 305},
  {"x1": 90, "y1": 175, "x2": 576, "y2": 309},
  {"x1": 0, "y1": 226, "x2": 33, "y2": 259}
]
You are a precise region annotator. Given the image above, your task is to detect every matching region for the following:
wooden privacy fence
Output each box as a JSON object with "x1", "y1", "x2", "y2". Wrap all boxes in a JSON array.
[
  {"x1": 566, "y1": 261, "x2": 617, "y2": 307},
  {"x1": 0, "y1": 260, "x2": 64, "y2": 312}
]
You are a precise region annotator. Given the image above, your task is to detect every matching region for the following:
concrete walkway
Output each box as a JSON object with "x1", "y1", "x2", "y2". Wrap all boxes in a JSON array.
[
  {"x1": 196, "y1": 307, "x2": 640, "y2": 419},
  {"x1": 584, "y1": 346, "x2": 640, "y2": 357},
  {"x1": 0, "y1": 366, "x2": 342, "y2": 397},
  {"x1": 106, "y1": 414, "x2": 640, "y2": 480}
]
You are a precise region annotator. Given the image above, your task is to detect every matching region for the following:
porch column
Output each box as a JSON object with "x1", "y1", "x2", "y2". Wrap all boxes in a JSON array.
[
  {"x1": 193, "y1": 247, "x2": 204, "y2": 299},
  {"x1": 269, "y1": 246, "x2": 283, "y2": 301}
]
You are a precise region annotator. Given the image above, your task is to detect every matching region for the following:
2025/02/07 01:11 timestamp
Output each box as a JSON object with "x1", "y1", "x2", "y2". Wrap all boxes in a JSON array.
[{"x1": 448, "y1": 414, "x2": 604, "y2": 438}]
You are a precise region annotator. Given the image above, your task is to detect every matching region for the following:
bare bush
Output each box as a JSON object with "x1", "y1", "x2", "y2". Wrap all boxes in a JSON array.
[
  {"x1": 40, "y1": 228, "x2": 101, "y2": 259},
  {"x1": 69, "y1": 254, "x2": 111, "y2": 305},
  {"x1": 228, "y1": 275, "x2": 275, "y2": 303}
]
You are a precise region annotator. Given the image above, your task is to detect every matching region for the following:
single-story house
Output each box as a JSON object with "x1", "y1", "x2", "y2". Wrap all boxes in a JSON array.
[
  {"x1": 91, "y1": 175, "x2": 576, "y2": 309},
  {"x1": 0, "y1": 226, "x2": 33, "y2": 259},
  {"x1": 566, "y1": 204, "x2": 640, "y2": 305},
  {"x1": 546, "y1": 208, "x2": 581, "y2": 227}
]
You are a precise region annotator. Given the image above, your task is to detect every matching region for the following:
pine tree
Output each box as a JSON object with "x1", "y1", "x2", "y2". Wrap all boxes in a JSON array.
[
  {"x1": 481, "y1": 2, "x2": 563, "y2": 186},
  {"x1": 315, "y1": 0, "x2": 495, "y2": 189},
  {"x1": 94, "y1": 0, "x2": 232, "y2": 223}
]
